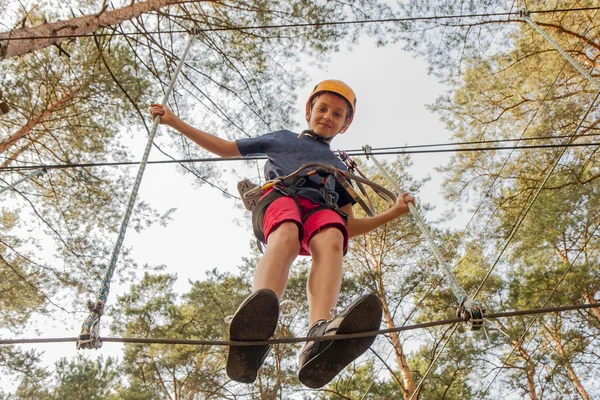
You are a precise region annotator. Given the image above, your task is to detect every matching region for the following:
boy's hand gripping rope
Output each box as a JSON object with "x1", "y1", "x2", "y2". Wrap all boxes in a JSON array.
[
  {"x1": 363, "y1": 145, "x2": 486, "y2": 330},
  {"x1": 76, "y1": 34, "x2": 195, "y2": 350}
]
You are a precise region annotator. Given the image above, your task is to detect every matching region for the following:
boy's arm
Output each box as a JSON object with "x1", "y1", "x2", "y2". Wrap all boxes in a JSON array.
[
  {"x1": 341, "y1": 193, "x2": 415, "y2": 238},
  {"x1": 149, "y1": 104, "x2": 241, "y2": 158}
]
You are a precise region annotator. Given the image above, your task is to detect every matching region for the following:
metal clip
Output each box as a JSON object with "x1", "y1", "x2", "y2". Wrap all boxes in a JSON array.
[
  {"x1": 457, "y1": 301, "x2": 487, "y2": 331},
  {"x1": 518, "y1": 9, "x2": 531, "y2": 18}
]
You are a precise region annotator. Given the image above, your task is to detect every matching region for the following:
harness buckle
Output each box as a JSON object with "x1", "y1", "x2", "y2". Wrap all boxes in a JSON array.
[
  {"x1": 274, "y1": 184, "x2": 296, "y2": 197},
  {"x1": 320, "y1": 187, "x2": 336, "y2": 207},
  {"x1": 237, "y1": 179, "x2": 262, "y2": 211}
]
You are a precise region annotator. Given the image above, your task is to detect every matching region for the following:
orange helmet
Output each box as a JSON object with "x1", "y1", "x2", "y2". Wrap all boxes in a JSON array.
[{"x1": 305, "y1": 79, "x2": 356, "y2": 124}]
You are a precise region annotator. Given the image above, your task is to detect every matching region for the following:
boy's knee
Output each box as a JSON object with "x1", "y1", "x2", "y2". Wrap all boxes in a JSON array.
[
  {"x1": 311, "y1": 226, "x2": 345, "y2": 253},
  {"x1": 269, "y1": 221, "x2": 301, "y2": 245}
]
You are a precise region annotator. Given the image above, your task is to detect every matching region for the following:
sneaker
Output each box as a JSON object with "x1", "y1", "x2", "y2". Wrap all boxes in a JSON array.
[
  {"x1": 226, "y1": 288, "x2": 279, "y2": 383},
  {"x1": 298, "y1": 293, "x2": 382, "y2": 388}
]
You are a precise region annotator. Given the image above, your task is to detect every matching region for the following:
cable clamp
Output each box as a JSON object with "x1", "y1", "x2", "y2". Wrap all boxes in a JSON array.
[
  {"x1": 518, "y1": 9, "x2": 531, "y2": 18},
  {"x1": 457, "y1": 299, "x2": 487, "y2": 331},
  {"x1": 362, "y1": 145, "x2": 372, "y2": 160},
  {"x1": 189, "y1": 27, "x2": 203, "y2": 36}
]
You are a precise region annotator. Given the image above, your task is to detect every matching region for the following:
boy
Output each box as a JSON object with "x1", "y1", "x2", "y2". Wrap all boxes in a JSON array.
[{"x1": 149, "y1": 80, "x2": 415, "y2": 388}]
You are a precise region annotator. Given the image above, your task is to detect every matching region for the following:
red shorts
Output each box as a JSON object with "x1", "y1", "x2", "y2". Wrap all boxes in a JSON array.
[{"x1": 262, "y1": 191, "x2": 349, "y2": 256}]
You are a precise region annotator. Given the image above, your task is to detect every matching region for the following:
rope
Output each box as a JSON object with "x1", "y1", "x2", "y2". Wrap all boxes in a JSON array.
[
  {"x1": 345, "y1": 132, "x2": 600, "y2": 154},
  {"x1": 521, "y1": 12, "x2": 600, "y2": 91},
  {"x1": 479, "y1": 220, "x2": 600, "y2": 398},
  {"x1": 0, "y1": 168, "x2": 46, "y2": 196},
  {"x1": 363, "y1": 146, "x2": 487, "y2": 330},
  {"x1": 3, "y1": 302, "x2": 598, "y2": 347},
  {"x1": 2, "y1": 6, "x2": 599, "y2": 43},
  {"x1": 75, "y1": 34, "x2": 195, "y2": 350},
  {"x1": 3, "y1": 140, "x2": 599, "y2": 172}
]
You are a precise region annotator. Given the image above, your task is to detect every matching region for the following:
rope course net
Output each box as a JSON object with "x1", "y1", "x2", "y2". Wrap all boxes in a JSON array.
[
  {"x1": 2, "y1": 302, "x2": 598, "y2": 347},
  {"x1": 1, "y1": 2, "x2": 599, "y2": 398}
]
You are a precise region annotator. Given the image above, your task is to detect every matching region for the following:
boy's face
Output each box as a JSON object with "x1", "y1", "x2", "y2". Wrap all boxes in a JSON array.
[{"x1": 305, "y1": 93, "x2": 351, "y2": 139}]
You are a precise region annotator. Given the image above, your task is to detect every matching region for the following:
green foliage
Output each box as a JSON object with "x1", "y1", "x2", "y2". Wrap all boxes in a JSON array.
[
  {"x1": 0, "y1": 348, "x2": 49, "y2": 399},
  {"x1": 12, "y1": 354, "x2": 121, "y2": 400},
  {"x1": 1, "y1": 0, "x2": 403, "y2": 391},
  {"x1": 0, "y1": 213, "x2": 45, "y2": 331},
  {"x1": 396, "y1": 1, "x2": 600, "y2": 397},
  {"x1": 318, "y1": 361, "x2": 401, "y2": 399}
]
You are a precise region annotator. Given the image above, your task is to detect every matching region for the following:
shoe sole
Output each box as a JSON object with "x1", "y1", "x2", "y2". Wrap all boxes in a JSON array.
[
  {"x1": 226, "y1": 289, "x2": 279, "y2": 383},
  {"x1": 298, "y1": 294, "x2": 382, "y2": 388}
]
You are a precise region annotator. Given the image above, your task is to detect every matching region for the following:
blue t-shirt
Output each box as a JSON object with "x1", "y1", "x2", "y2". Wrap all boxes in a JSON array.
[{"x1": 236, "y1": 130, "x2": 355, "y2": 208}]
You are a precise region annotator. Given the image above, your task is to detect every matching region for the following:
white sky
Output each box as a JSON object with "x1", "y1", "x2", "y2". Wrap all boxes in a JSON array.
[{"x1": 6, "y1": 36, "x2": 457, "y2": 389}]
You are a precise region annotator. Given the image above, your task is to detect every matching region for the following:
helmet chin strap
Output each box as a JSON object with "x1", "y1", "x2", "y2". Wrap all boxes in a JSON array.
[{"x1": 298, "y1": 129, "x2": 332, "y2": 143}]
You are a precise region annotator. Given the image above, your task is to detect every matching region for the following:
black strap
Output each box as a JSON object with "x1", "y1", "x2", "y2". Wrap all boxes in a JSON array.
[{"x1": 251, "y1": 187, "x2": 301, "y2": 244}]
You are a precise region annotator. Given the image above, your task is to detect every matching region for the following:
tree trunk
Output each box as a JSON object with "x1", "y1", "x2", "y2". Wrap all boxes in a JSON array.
[
  {"x1": 366, "y1": 237, "x2": 416, "y2": 399},
  {"x1": 583, "y1": 292, "x2": 600, "y2": 324},
  {"x1": 543, "y1": 323, "x2": 591, "y2": 400},
  {"x1": 0, "y1": 0, "x2": 212, "y2": 59},
  {"x1": 510, "y1": 338, "x2": 538, "y2": 400},
  {"x1": 0, "y1": 88, "x2": 81, "y2": 156},
  {"x1": 496, "y1": 321, "x2": 538, "y2": 400}
]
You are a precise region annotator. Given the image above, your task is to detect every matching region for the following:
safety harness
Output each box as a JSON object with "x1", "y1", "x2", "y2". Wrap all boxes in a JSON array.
[{"x1": 238, "y1": 162, "x2": 397, "y2": 245}]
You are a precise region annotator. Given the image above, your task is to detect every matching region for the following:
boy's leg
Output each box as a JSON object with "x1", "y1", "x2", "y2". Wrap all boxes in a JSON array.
[
  {"x1": 253, "y1": 221, "x2": 301, "y2": 297},
  {"x1": 306, "y1": 226, "x2": 344, "y2": 324},
  {"x1": 298, "y1": 215, "x2": 382, "y2": 389},
  {"x1": 227, "y1": 198, "x2": 302, "y2": 384},
  {"x1": 227, "y1": 288, "x2": 279, "y2": 383}
]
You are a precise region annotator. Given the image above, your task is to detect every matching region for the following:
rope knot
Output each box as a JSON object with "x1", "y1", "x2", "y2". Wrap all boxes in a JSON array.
[{"x1": 87, "y1": 299, "x2": 105, "y2": 315}]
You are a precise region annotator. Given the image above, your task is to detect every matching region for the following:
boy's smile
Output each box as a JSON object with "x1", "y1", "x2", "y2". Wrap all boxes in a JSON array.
[{"x1": 306, "y1": 93, "x2": 351, "y2": 139}]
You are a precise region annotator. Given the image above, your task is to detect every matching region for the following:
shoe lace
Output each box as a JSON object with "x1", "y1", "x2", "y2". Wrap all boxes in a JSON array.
[{"x1": 223, "y1": 299, "x2": 300, "y2": 324}]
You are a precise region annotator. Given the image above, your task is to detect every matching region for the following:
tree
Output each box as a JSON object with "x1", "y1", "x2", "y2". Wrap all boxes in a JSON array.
[
  {"x1": 1, "y1": 0, "x2": 401, "y2": 386},
  {"x1": 0, "y1": 348, "x2": 50, "y2": 399},
  {"x1": 0, "y1": 1, "x2": 202, "y2": 59},
  {"x1": 108, "y1": 263, "x2": 312, "y2": 399},
  {"x1": 395, "y1": 0, "x2": 600, "y2": 397},
  {"x1": 13, "y1": 354, "x2": 121, "y2": 400}
]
